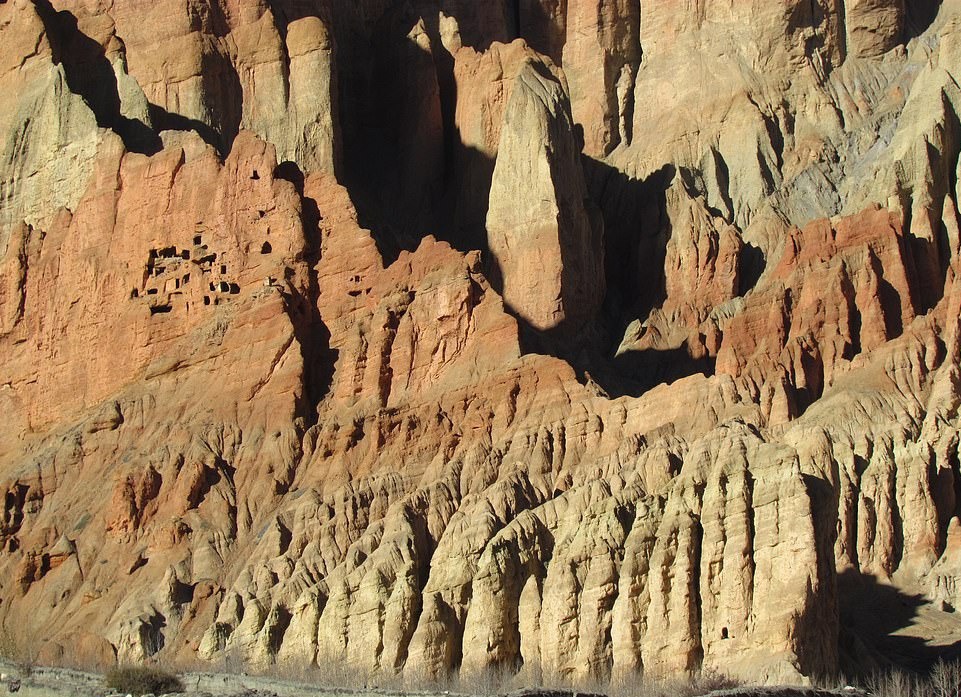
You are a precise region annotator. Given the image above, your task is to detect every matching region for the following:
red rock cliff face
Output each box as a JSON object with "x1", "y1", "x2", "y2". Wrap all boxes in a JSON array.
[{"x1": 1, "y1": 0, "x2": 961, "y2": 686}]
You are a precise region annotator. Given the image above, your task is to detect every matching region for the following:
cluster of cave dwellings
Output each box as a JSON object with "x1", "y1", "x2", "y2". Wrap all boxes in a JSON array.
[{"x1": 129, "y1": 233, "x2": 255, "y2": 315}]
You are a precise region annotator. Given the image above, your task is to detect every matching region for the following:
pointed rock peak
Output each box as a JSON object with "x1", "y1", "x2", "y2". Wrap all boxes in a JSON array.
[{"x1": 486, "y1": 57, "x2": 604, "y2": 334}]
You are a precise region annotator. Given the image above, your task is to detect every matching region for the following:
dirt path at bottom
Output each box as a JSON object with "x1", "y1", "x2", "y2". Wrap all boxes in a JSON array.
[{"x1": 0, "y1": 662, "x2": 867, "y2": 697}]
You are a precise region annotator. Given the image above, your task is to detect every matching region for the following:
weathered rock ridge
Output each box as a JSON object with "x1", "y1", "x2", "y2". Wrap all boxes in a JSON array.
[{"x1": 1, "y1": 0, "x2": 961, "y2": 688}]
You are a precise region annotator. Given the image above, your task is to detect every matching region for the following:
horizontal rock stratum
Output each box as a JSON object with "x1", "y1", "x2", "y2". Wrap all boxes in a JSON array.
[{"x1": 1, "y1": 0, "x2": 961, "y2": 686}]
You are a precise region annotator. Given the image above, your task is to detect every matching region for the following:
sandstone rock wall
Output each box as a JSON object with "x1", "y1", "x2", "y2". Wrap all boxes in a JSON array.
[{"x1": 0, "y1": 0, "x2": 960, "y2": 687}]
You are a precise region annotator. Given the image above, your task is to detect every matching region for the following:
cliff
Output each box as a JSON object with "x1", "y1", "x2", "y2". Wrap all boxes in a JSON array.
[{"x1": 1, "y1": 0, "x2": 960, "y2": 686}]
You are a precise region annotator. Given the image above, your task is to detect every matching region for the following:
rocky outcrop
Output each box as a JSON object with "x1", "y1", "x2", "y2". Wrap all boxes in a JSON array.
[
  {"x1": 447, "y1": 40, "x2": 549, "y2": 249},
  {"x1": 716, "y1": 206, "x2": 922, "y2": 422},
  {"x1": 562, "y1": 0, "x2": 640, "y2": 157},
  {"x1": 256, "y1": 15, "x2": 341, "y2": 174},
  {"x1": 486, "y1": 58, "x2": 604, "y2": 333},
  {"x1": 0, "y1": 0, "x2": 102, "y2": 241},
  {"x1": 845, "y1": 0, "x2": 906, "y2": 58},
  {"x1": 0, "y1": 0, "x2": 960, "y2": 689}
]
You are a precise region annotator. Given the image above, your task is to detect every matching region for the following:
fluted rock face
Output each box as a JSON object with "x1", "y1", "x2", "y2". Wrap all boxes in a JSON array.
[{"x1": 1, "y1": 0, "x2": 961, "y2": 688}]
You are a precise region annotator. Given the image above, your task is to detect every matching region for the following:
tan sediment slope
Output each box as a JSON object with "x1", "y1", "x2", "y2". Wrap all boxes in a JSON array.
[{"x1": 1, "y1": 0, "x2": 961, "y2": 686}]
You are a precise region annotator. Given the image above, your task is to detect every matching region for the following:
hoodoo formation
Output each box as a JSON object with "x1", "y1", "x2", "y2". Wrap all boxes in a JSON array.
[{"x1": 2, "y1": 0, "x2": 961, "y2": 686}]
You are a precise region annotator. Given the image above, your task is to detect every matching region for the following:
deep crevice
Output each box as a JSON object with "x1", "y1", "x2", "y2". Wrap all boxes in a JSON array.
[{"x1": 273, "y1": 161, "x2": 337, "y2": 427}]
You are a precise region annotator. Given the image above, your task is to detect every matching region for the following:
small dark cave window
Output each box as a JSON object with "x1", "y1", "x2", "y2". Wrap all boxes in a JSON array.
[
  {"x1": 251, "y1": 170, "x2": 260, "y2": 180},
  {"x1": 721, "y1": 627, "x2": 729, "y2": 639},
  {"x1": 260, "y1": 241, "x2": 272, "y2": 254}
]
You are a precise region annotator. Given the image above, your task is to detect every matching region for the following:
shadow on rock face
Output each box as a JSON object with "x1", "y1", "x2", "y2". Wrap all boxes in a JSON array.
[
  {"x1": 906, "y1": 0, "x2": 944, "y2": 40},
  {"x1": 274, "y1": 161, "x2": 338, "y2": 428},
  {"x1": 584, "y1": 160, "x2": 677, "y2": 330},
  {"x1": 33, "y1": 0, "x2": 161, "y2": 155},
  {"x1": 508, "y1": 160, "x2": 709, "y2": 400},
  {"x1": 838, "y1": 569, "x2": 961, "y2": 676},
  {"x1": 34, "y1": 0, "x2": 243, "y2": 158},
  {"x1": 148, "y1": 104, "x2": 229, "y2": 156}
]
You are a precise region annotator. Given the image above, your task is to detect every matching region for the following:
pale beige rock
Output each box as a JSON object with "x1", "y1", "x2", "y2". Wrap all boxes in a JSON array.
[
  {"x1": 244, "y1": 15, "x2": 341, "y2": 174},
  {"x1": 1, "y1": 0, "x2": 961, "y2": 688},
  {"x1": 486, "y1": 58, "x2": 604, "y2": 333},
  {"x1": 0, "y1": 1, "x2": 102, "y2": 244}
]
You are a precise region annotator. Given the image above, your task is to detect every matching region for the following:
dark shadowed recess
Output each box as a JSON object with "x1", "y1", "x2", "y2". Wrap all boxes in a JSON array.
[
  {"x1": 338, "y1": 3, "x2": 449, "y2": 265},
  {"x1": 574, "y1": 160, "x2": 722, "y2": 398},
  {"x1": 274, "y1": 161, "x2": 338, "y2": 428},
  {"x1": 837, "y1": 570, "x2": 961, "y2": 676},
  {"x1": 906, "y1": 0, "x2": 944, "y2": 40},
  {"x1": 196, "y1": 49, "x2": 244, "y2": 155},
  {"x1": 484, "y1": 160, "x2": 719, "y2": 399},
  {"x1": 584, "y1": 159, "x2": 677, "y2": 326},
  {"x1": 739, "y1": 242, "x2": 766, "y2": 296}
]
